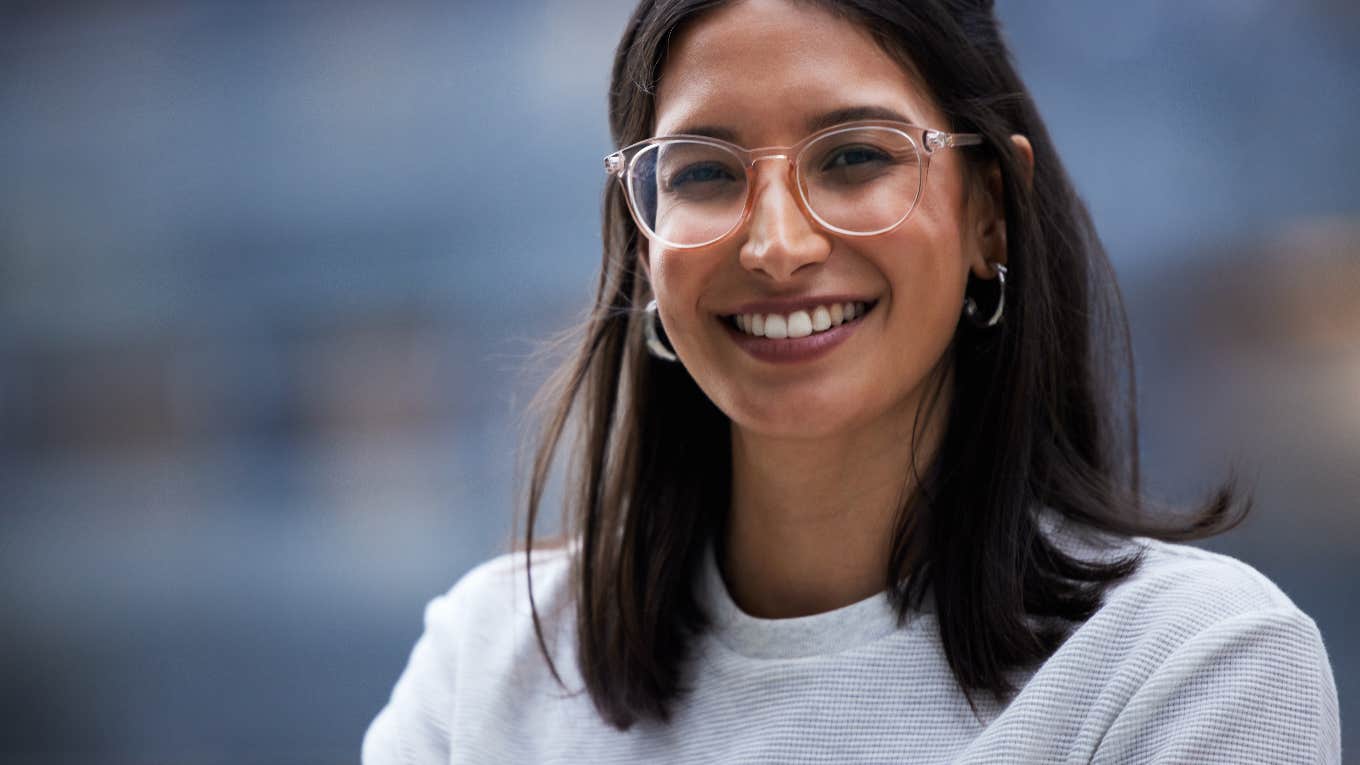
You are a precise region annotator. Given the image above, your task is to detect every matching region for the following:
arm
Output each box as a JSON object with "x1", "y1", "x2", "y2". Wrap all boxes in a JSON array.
[{"x1": 1093, "y1": 607, "x2": 1341, "y2": 764}]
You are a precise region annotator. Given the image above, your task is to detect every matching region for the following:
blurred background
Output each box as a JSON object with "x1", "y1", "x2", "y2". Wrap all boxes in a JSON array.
[{"x1": 1, "y1": 1, "x2": 1355, "y2": 762}]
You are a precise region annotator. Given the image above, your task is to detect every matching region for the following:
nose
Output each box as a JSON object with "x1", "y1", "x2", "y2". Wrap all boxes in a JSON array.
[{"x1": 738, "y1": 160, "x2": 831, "y2": 281}]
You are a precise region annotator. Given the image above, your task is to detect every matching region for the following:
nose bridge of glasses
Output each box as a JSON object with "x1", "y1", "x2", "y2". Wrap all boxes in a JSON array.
[
  {"x1": 746, "y1": 147, "x2": 798, "y2": 188},
  {"x1": 743, "y1": 139, "x2": 796, "y2": 165},
  {"x1": 746, "y1": 149, "x2": 794, "y2": 188},
  {"x1": 747, "y1": 153, "x2": 795, "y2": 193},
  {"x1": 742, "y1": 151, "x2": 823, "y2": 250},
  {"x1": 745, "y1": 152, "x2": 803, "y2": 214},
  {"x1": 749, "y1": 153, "x2": 790, "y2": 165}
]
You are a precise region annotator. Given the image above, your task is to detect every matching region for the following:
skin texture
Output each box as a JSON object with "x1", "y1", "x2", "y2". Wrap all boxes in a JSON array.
[{"x1": 646, "y1": 0, "x2": 1033, "y2": 618}]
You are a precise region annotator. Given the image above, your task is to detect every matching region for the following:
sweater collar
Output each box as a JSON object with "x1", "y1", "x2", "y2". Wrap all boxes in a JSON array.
[{"x1": 697, "y1": 540, "x2": 932, "y2": 660}]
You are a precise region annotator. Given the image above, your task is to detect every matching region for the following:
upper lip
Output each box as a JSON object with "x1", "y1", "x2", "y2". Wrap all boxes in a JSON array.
[{"x1": 720, "y1": 294, "x2": 878, "y2": 316}]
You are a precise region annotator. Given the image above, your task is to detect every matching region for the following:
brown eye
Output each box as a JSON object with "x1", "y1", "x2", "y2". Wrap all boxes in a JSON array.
[
  {"x1": 666, "y1": 162, "x2": 739, "y2": 191},
  {"x1": 817, "y1": 144, "x2": 895, "y2": 185}
]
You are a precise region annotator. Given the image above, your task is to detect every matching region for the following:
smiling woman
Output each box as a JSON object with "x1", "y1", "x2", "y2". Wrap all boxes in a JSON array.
[{"x1": 364, "y1": 1, "x2": 1341, "y2": 762}]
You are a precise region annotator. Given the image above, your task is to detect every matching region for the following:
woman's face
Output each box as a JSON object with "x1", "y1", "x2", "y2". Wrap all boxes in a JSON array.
[{"x1": 647, "y1": 0, "x2": 1004, "y2": 441}]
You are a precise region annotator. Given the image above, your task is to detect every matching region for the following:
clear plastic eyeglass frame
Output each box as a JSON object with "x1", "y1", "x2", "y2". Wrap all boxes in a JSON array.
[{"x1": 603, "y1": 119, "x2": 983, "y2": 250}]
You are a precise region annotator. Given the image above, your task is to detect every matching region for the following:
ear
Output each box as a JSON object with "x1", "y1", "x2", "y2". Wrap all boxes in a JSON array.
[
  {"x1": 1009, "y1": 134, "x2": 1034, "y2": 191},
  {"x1": 970, "y1": 134, "x2": 1034, "y2": 280}
]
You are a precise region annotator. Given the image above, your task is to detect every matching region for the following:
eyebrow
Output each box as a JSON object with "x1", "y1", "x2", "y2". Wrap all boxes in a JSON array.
[
  {"x1": 669, "y1": 105, "x2": 919, "y2": 142},
  {"x1": 807, "y1": 105, "x2": 916, "y2": 132}
]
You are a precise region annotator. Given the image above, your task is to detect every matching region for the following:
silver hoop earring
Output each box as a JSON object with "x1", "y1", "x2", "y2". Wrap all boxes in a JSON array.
[
  {"x1": 963, "y1": 262, "x2": 1007, "y2": 328},
  {"x1": 644, "y1": 299, "x2": 678, "y2": 362}
]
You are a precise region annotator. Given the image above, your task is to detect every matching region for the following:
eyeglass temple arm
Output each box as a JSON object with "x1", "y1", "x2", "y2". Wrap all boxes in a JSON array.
[
  {"x1": 604, "y1": 153, "x2": 625, "y2": 177},
  {"x1": 924, "y1": 130, "x2": 983, "y2": 153}
]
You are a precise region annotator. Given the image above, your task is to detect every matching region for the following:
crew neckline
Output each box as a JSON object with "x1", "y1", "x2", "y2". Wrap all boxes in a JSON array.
[{"x1": 698, "y1": 541, "x2": 932, "y2": 660}]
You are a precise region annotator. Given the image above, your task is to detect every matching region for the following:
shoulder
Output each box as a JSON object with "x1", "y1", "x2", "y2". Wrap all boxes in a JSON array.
[
  {"x1": 439, "y1": 545, "x2": 574, "y2": 624},
  {"x1": 1054, "y1": 530, "x2": 1328, "y2": 669},
  {"x1": 420, "y1": 545, "x2": 577, "y2": 671},
  {"x1": 1028, "y1": 533, "x2": 1341, "y2": 762},
  {"x1": 362, "y1": 546, "x2": 575, "y2": 765},
  {"x1": 1037, "y1": 509, "x2": 1304, "y2": 632},
  {"x1": 1103, "y1": 536, "x2": 1301, "y2": 624}
]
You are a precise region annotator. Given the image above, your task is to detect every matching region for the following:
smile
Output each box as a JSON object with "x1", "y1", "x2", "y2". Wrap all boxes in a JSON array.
[
  {"x1": 720, "y1": 299, "x2": 878, "y2": 364},
  {"x1": 728, "y1": 300, "x2": 875, "y2": 339}
]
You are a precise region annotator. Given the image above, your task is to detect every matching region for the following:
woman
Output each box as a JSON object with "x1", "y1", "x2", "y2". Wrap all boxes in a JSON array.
[{"x1": 365, "y1": 0, "x2": 1341, "y2": 761}]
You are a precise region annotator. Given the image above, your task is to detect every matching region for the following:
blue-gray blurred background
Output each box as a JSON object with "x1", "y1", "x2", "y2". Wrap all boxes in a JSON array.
[{"x1": 1, "y1": 1, "x2": 1356, "y2": 762}]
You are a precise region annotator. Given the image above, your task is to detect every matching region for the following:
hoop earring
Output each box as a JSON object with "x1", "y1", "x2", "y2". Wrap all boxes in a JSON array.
[
  {"x1": 644, "y1": 299, "x2": 678, "y2": 362},
  {"x1": 963, "y1": 262, "x2": 1007, "y2": 328}
]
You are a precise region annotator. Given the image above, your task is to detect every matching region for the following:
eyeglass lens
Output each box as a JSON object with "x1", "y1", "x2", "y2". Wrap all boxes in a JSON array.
[{"x1": 627, "y1": 127, "x2": 923, "y2": 247}]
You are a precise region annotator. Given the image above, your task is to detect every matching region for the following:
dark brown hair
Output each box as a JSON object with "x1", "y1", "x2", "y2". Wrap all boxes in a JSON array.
[{"x1": 522, "y1": 0, "x2": 1248, "y2": 731}]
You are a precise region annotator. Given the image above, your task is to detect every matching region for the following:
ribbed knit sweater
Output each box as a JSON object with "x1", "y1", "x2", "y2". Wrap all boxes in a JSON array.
[{"x1": 363, "y1": 519, "x2": 1341, "y2": 763}]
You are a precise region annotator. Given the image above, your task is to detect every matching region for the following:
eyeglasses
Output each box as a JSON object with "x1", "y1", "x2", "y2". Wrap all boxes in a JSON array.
[{"x1": 604, "y1": 120, "x2": 983, "y2": 249}]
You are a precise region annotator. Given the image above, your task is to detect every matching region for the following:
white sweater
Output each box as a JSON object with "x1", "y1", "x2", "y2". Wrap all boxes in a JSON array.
[{"x1": 363, "y1": 523, "x2": 1341, "y2": 763}]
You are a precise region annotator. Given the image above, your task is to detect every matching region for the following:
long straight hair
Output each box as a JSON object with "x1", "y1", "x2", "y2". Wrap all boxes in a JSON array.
[{"x1": 522, "y1": 0, "x2": 1248, "y2": 730}]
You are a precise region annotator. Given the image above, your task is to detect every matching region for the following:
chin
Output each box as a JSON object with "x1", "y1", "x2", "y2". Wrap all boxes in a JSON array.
[{"x1": 721, "y1": 387, "x2": 873, "y2": 441}]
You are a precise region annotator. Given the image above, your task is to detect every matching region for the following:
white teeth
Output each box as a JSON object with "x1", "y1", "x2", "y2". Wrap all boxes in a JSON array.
[
  {"x1": 731, "y1": 301, "x2": 873, "y2": 338},
  {"x1": 811, "y1": 306, "x2": 831, "y2": 332}
]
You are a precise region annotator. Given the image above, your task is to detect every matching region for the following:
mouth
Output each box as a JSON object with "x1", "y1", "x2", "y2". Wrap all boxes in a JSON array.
[{"x1": 724, "y1": 299, "x2": 879, "y2": 339}]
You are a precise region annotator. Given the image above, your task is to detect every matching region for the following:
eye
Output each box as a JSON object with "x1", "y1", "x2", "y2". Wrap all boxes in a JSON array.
[
  {"x1": 812, "y1": 140, "x2": 912, "y2": 188},
  {"x1": 667, "y1": 162, "x2": 738, "y2": 190},
  {"x1": 822, "y1": 145, "x2": 891, "y2": 171}
]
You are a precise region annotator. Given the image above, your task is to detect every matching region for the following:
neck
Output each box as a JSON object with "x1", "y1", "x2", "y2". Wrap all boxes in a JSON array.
[{"x1": 721, "y1": 380, "x2": 949, "y2": 619}]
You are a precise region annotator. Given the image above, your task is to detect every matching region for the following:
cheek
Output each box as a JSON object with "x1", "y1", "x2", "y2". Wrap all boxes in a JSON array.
[
  {"x1": 870, "y1": 229, "x2": 970, "y2": 387},
  {"x1": 649, "y1": 250, "x2": 693, "y2": 312},
  {"x1": 881, "y1": 222, "x2": 970, "y2": 320},
  {"x1": 648, "y1": 249, "x2": 721, "y2": 349}
]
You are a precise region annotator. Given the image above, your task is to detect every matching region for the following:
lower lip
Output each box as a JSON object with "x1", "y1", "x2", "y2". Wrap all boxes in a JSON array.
[{"x1": 722, "y1": 309, "x2": 871, "y2": 364}]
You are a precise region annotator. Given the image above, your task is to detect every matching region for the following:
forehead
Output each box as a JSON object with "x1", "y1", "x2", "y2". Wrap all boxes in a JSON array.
[{"x1": 653, "y1": 0, "x2": 939, "y2": 142}]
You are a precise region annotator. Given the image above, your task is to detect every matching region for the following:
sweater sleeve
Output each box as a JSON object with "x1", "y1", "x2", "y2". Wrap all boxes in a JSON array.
[
  {"x1": 362, "y1": 589, "x2": 461, "y2": 765},
  {"x1": 1092, "y1": 607, "x2": 1341, "y2": 764}
]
